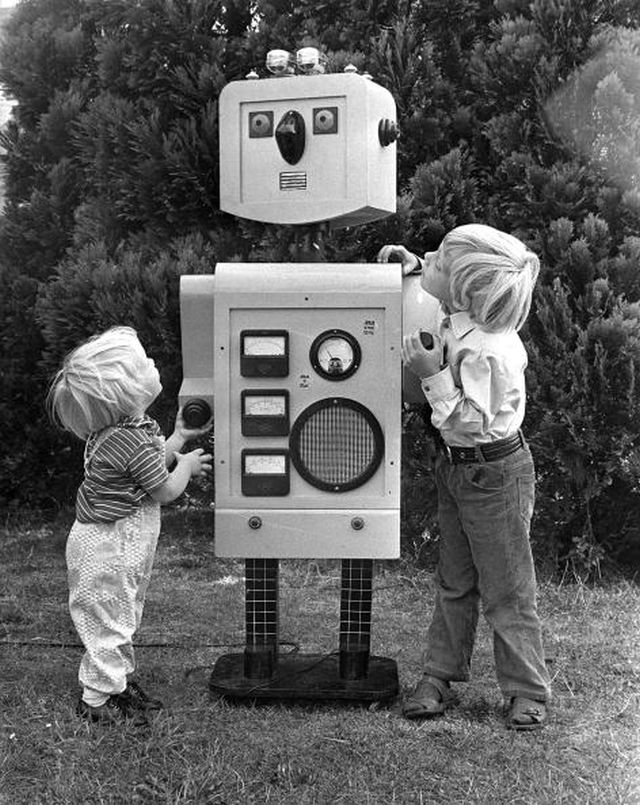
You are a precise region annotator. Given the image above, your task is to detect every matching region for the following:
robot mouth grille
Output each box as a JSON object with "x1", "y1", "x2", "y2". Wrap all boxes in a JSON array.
[
  {"x1": 290, "y1": 398, "x2": 384, "y2": 492},
  {"x1": 279, "y1": 171, "x2": 307, "y2": 191}
]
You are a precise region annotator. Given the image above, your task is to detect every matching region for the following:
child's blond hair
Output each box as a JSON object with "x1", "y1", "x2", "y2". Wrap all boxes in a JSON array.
[
  {"x1": 444, "y1": 224, "x2": 540, "y2": 332},
  {"x1": 47, "y1": 326, "x2": 152, "y2": 440}
]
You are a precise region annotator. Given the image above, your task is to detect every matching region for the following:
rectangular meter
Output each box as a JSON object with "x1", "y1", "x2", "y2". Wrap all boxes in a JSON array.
[
  {"x1": 242, "y1": 449, "x2": 290, "y2": 496},
  {"x1": 240, "y1": 329, "x2": 289, "y2": 377},
  {"x1": 241, "y1": 390, "x2": 290, "y2": 436}
]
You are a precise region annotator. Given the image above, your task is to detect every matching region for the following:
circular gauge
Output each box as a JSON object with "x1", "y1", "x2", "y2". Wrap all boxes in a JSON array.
[{"x1": 310, "y1": 329, "x2": 361, "y2": 381}]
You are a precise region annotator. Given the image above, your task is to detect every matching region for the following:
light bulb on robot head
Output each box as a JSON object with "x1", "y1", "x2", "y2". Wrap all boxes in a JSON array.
[
  {"x1": 266, "y1": 49, "x2": 294, "y2": 76},
  {"x1": 296, "y1": 47, "x2": 326, "y2": 75}
]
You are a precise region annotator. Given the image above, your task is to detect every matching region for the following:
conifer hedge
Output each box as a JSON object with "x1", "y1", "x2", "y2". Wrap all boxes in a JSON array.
[{"x1": 1, "y1": 0, "x2": 639, "y2": 575}]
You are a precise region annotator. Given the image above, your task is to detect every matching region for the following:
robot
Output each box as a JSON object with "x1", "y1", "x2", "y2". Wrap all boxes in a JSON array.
[{"x1": 179, "y1": 48, "x2": 423, "y2": 701}]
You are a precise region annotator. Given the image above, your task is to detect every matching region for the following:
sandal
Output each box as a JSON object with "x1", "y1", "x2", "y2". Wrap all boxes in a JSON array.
[
  {"x1": 403, "y1": 676, "x2": 457, "y2": 720},
  {"x1": 505, "y1": 696, "x2": 547, "y2": 731}
]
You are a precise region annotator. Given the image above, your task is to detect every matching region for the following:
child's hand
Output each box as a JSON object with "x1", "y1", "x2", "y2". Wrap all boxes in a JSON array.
[
  {"x1": 402, "y1": 329, "x2": 444, "y2": 379},
  {"x1": 377, "y1": 244, "x2": 420, "y2": 275},
  {"x1": 175, "y1": 448, "x2": 213, "y2": 478},
  {"x1": 174, "y1": 406, "x2": 213, "y2": 442}
]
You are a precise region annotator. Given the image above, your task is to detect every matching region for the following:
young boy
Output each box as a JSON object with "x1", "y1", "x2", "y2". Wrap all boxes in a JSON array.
[{"x1": 378, "y1": 224, "x2": 551, "y2": 730}]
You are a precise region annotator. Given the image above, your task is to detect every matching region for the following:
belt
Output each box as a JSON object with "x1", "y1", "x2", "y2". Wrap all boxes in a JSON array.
[{"x1": 441, "y1": 431, "x2": 525, "y2": 464}]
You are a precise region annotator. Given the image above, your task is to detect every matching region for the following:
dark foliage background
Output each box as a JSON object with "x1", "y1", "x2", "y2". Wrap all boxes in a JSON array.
[{"x1": 0, "y1": 0, "x2": 639, "y2": 577}]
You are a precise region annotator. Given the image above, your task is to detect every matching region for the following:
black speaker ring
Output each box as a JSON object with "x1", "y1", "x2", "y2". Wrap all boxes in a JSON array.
[{"x1": 289, "y1": 397, "x2": 384, "y2": 493}]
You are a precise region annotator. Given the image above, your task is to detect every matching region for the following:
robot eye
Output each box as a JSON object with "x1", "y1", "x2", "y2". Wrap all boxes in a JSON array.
[
  {"x1": 313, "y1": 107, "x2": 338, "y2": 135},
  {"x1": 249, "y1": 111, "x2": 274, "y2": 138}
]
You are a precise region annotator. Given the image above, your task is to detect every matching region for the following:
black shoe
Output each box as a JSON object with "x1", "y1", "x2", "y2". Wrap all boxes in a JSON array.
[
  {"x1": 124, "y1": 680, "x2": 164, "y2": 712},
  {"x1": 76, "y1": 693, "x2": 147, "y2": 726}
]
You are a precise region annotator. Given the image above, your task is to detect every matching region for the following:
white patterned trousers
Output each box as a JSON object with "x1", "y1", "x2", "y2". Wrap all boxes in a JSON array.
[{"x1": 66, "y1": 502, "x2": 161, "y2": 698}]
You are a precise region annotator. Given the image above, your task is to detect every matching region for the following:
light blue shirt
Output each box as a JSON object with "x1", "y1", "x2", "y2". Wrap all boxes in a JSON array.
[{"x1": 420, "y1": 310, "x2": 527, "y2": 447}]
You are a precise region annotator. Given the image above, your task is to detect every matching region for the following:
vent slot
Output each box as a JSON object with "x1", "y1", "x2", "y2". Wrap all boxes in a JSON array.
[{"x1": 279, "y1": 172, "x2": 307, "y2": 191}]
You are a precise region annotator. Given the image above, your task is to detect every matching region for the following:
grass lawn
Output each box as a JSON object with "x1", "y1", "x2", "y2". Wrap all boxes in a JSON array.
[{"x1": 1, "y1": 509, "x2": 639, "y2": 804}]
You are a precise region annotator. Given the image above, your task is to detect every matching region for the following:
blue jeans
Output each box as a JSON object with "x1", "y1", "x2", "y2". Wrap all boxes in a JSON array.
[{"x1": 423, "y1": 444, "x2": 551, "y2": 702}]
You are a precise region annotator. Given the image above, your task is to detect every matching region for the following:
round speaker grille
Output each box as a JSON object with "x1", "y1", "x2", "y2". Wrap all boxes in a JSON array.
[{"x1": 289, "y1": 398, "x2": 384, "y2": 492}]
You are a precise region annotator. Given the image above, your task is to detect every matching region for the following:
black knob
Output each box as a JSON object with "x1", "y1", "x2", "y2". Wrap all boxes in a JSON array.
[
  {"x1": 182, "y1": 398, "x2": 212, "y2": 428},
  {"x1": 378, "y1": 118, "x2": 399, "y2": 146},
  {"x1": 420, "y1": 331, "x2": 434, "y2": 350}
]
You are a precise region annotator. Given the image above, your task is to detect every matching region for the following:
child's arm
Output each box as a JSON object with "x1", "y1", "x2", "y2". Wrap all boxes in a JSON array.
[
  {"x1": 164, "y1": 407, "x2": 212, "y2": 466},
  {"x1": 148, "y1": 448, "x2": 212, "y2": 504},
  {"x1": 405, "y1": 330, "x2": 525, "y2": 443}
]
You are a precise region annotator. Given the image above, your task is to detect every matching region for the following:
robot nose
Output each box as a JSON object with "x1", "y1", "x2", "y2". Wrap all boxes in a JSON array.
[{"x1": 275, "y1": 110, "x2": 306, "y2": 165}]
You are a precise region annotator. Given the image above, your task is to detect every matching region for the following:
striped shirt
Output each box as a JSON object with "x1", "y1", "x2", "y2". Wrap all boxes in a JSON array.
[{"x1": 76, "y1": 415, "x2": 169, "y2": 523}]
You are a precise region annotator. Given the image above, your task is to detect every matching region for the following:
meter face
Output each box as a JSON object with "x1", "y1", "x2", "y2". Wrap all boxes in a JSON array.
[
  {"x1": 241, "y1": 390, "x2": 290, "y2": 436},
  {"x1": 240, "y1": 330, "x2": 289, "y2": 378},
  {"x1": 310, "y1": 329, "x2": 361, "y2": 381},
  {"x1": 244, "y1": 453, "x2": 287, "y2": 475},
  {"x1": 317, "y1": 336, "x2": 355, "y2": 374},
  {"x1": 243, "y1": 335, "x2": 286, "y2": 356},
  {"x1": 243, "y1": 394, "x2": 287, "y2": 417},
  {"x1": 241, "y1": 449, "x2": 290, "y2": 495}
]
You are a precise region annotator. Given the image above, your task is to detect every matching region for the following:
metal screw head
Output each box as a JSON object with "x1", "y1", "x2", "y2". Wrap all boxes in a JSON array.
[
  {"x1": 248, "y1": 516, "x2": 262, "y2": 530},
  {"x1": 351, "y1": 517, "x2": 365, "y2": 531}
]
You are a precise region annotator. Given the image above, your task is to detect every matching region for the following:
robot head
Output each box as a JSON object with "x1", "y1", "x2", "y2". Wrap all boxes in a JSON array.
[{"x1": 219, "y1": 58, "x2": 398, "y2": 229}]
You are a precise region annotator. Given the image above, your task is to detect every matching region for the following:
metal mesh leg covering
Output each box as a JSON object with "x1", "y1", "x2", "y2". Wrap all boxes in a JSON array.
[
  {"x1": 339, "y1": 558, "x2": 373, "y2": 680},
  {"x1": 244, "y1": 558, "x2": 279, "y2": 679}
]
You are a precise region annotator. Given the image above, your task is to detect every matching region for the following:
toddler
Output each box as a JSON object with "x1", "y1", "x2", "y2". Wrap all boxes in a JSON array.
[
  {"x1": 47, "y1": 326, "x2": 212, "y2": 725},
  {"x1": 378, "y1": 224, "x2": 551, "y2": 730}
]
